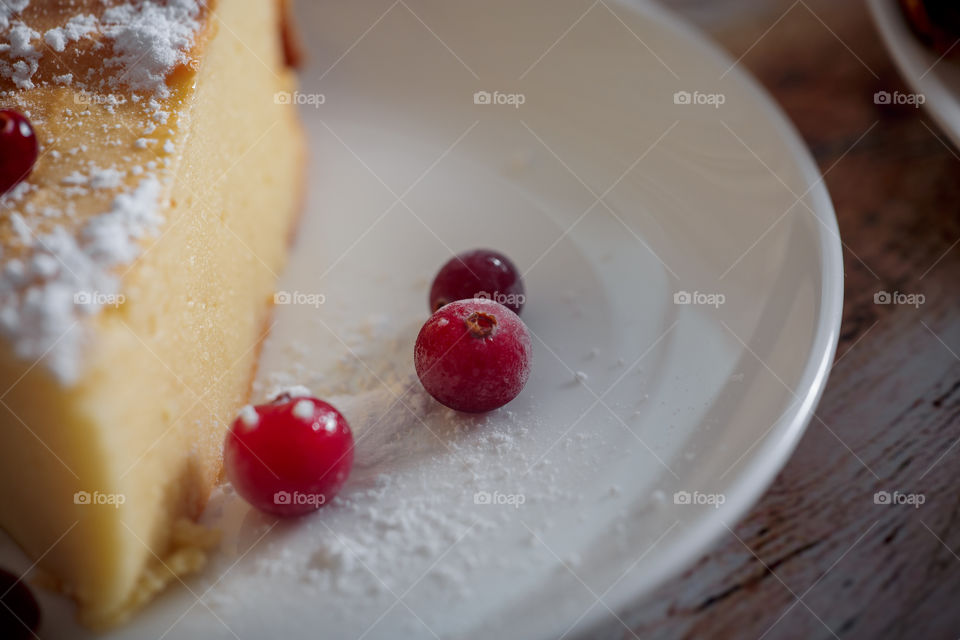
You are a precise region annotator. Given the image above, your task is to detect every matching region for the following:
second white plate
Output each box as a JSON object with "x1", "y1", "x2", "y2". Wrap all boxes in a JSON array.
[{"x1": 869, "y1": 0, "x2": 960, "y2": 149}]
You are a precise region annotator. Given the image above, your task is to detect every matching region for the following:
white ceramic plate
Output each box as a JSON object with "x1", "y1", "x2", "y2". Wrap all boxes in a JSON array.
[
  {"x1": 3, "y1": 1, "x2": 843, "y2": 638},
  {"x1": 869, "y1": 0, "x2": 960, "y2": 149}
]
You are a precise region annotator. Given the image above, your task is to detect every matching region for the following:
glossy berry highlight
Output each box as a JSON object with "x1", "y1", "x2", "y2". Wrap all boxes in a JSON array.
[
  {"x1": 0, "y1": 110, "x2": 37, "y2": 195},
  {"x1": 224, "y1": 392, "x2": 354, "y2": 517}
]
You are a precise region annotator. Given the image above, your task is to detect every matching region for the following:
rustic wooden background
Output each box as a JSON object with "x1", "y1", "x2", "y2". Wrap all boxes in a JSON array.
[{"x1": 591, "y1": 1, "x2": 960, "y2": 638}]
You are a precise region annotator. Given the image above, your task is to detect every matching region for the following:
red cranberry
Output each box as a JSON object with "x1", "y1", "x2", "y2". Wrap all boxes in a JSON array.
[
  {"x1": 429, "y1": 249, "x2": 525, "y2": 315},
  {"x1": 224, "y1": 393, "x2": 354, "y2": 517},
  {"x1": 415, "y1": 298, "x2": 532, "y2": 412},
  {"x1": 0, "y1": 110, "x2": 37, "y2": 195}
]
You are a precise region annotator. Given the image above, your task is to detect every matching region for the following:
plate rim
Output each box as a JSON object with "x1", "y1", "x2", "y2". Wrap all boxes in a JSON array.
[
  {"x1": 867, "y1": 0, "x2": 960, "y2": 150},
  {"x1": 565, "y1": 1, "x2": 844, "y2": 637}
]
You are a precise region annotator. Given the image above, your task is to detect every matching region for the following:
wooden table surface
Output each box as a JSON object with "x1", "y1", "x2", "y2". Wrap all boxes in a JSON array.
[{"x1": 591, "y1": 1, "x2": 960, "y2": 638}]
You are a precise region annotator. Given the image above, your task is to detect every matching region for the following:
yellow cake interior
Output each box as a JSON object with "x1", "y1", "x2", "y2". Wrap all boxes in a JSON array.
[{"x1": 0, "y1": 0, "x2": 304, "y2": 628}]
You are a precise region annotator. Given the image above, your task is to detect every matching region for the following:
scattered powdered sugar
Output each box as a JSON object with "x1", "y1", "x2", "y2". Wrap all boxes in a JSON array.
[
  {"x1": 205, "y1": 392, "x2": 554, "y2": 617},
  {"x1": 291, "y1": 399, "x2": 314, "y2": 421},
  {"x1": 43, "y1": 14, "x2": 98, "y2": 53},
  {"x1": 0, "y1": 0, "x2": 29, "y2": 31},
  {"x1": 2, "y1": 23, "x2": 40, "y2": 89},
  {"x1": 1, "y1": 0, "x2": 203, "y2": 97},
  {"x1": 7, "y1": 211, "x2": 32, "y2": 245},
  {"x1": 237, "y1": 405, "x2": 259, "y2": 430},
  {"x1": 61, "y1": 165, "x2": 125, "y2": 190},
  {"x1": 0, "y1": 1, "x2": 209, "y2": 383},
  {"x1": 82, "y1": 177, "x2": 163, "y2": 265},
  {"x1": 100, "y1": 0, "x2": 202, "y2": 97},
  {"x1": 198, "y1": 313, "x2": 615, "y2": 632},
  {"x1": 0, "y1": 178, "x2": 164, "y2": 383}
]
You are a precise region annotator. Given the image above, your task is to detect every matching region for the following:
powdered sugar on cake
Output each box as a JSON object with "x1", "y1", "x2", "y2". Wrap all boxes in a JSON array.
[
  {"x1": 99, "y1": 0, "x2": 202, "y2": 96},
  {"x1": 43, "y1": 14, "x2": 99, "y2": 53},
  {"x1": 0, "y1": 177, "x2": 164, "y2": 383},
  {"x1": 0, "y1": 1, "x2": 31, "y2": 31},
  {"x1": 0, "y1": 0, "x2": 203, "y2": 95},
  {"x1": 0, "y1": 1, "x2": 207, "y2": 383}
]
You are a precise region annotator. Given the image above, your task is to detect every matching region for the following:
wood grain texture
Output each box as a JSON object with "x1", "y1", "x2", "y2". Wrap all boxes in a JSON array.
[{"x1": 588, "y1": 1, "x2": 960, "y2": 638}]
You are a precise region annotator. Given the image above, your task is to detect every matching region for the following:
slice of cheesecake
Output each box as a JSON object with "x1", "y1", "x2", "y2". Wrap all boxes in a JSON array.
[{"x1": 0, "y1": 0, "x2": 304, "y2": 628}]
